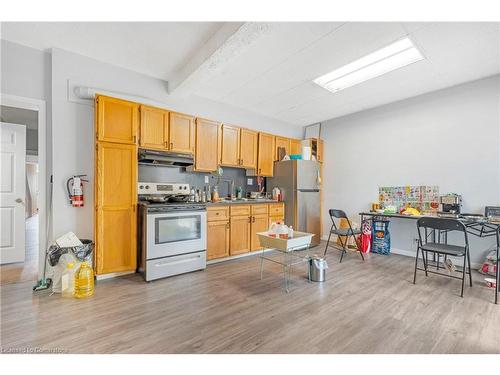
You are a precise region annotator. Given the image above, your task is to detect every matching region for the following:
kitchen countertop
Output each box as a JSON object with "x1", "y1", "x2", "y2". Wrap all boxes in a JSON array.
[{"x1": 206, "y1": 199, "x2": 281, "y2": 206}]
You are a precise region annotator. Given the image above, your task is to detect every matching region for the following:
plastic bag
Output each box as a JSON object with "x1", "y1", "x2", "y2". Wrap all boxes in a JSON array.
[
  {"x1": 360, "y1": 220, "x2": 372, "y2": 253},
  {"x1": 478, "y1": 248, "x2": 498, "y2": 276}
]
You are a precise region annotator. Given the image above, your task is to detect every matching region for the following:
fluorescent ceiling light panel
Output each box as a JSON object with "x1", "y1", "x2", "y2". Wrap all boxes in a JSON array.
[{"x1": 314, "y1": 37, "x2": 424, "y2": 93}]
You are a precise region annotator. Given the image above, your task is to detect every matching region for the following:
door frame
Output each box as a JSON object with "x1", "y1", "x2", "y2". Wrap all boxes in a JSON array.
[{"x1": 1, "y1": 93, "x2": 47, "y2": 277}]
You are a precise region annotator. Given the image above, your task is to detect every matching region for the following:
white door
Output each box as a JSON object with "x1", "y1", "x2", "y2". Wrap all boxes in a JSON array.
[{"x1": 0, "y1": 122, "x2": 26, "y2": 264}]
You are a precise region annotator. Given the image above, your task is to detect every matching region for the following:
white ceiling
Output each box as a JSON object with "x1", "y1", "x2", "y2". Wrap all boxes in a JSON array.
[
  {"x1": 1, "y1": 22, "x2": 224, "y2": 80},
  {"x1": 2, "y1": 22, "x2": 499, "y2": 126}
]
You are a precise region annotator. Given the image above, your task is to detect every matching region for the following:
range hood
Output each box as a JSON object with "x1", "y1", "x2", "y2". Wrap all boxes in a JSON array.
[{"x1": 138, "y1": 149, "x2": 194, "y2": 168}]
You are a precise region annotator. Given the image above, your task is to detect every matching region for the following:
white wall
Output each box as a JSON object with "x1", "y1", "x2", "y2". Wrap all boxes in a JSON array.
[
  {"x1": 50, "y1": 47, "x2": 302, "y2": 240},
  {"x1": 321, "y1": 75, "x2": 500, "y2": 264}
]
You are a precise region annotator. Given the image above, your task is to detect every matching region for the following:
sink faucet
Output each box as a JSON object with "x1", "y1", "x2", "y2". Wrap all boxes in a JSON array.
[{"x1": 223, "y1": 179, "x2": 235, "y2": 200}]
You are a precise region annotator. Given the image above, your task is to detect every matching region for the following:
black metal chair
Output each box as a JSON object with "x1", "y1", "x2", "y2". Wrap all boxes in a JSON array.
[
  {"x1": 413, "y1": 217, "x2": 472, "y2": 297},
  {"x1": 324, "y1": 209, "x2": 364, "y2": 263}
]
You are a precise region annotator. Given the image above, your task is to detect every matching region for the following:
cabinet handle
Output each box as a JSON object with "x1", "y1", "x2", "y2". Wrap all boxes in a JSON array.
[
  {"x1": 252, "y1": 216, "x2": 255, "y2": 223},
  {"x1": 248, "y1": 216, "x2": 252, "y2": 223},
  {"x1": 226, "y1": 222, "x2": 230, "y2": 229},
  {"x1": 133, "y1": 135, "x2": 137, "y2": 143},
  {"x1": 165, "y1": 141, "x2": 169, "y2": 147},
  {"x1": 170, "y1": 142, "x2": 173, "y2": 148}
]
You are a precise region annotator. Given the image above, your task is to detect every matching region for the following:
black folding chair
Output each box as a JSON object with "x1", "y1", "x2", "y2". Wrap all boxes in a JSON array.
[
  {"x1": 413, "y1": 217, "x2": 472, "y2": 297},
  {"x1": 324, "y1": 209, "x2": 364, "y2": 263}
]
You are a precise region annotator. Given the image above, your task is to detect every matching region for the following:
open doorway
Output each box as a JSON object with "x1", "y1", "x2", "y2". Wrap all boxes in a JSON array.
[{"x1": 0, "y1": 105, "x2": 41, "y2": 283}]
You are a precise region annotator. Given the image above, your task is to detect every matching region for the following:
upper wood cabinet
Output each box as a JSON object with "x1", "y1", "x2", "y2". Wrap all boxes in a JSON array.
[
  {"x1": 220, "y1": 125, "x2": 240, "y2": 167},
  {"x1": 95, "y1": 95, "x2": 139, "y2": 145},
  {"x1": 275, "y1": 136, "x2": 291, "y2": 161},
  {"x1": 95, "y1": 142, "x2": 137, "y2": 275},
  {"x1": 239, "y1": 128, "x2": 258, "y2": 170},
  {"x1": 139, "y1": 105, "x2": 168, "y2": 150},
  {"x1": 317, "y1": 138, "x2": 324, "y2": 163},
  {"x1": 195, "y1": 118, "x2": 220, "y2": 172},
  {"x1": 290, "y1": 139, "x2": 302, "y2": 155},
  {"x1": 257, "y1": 132, "x2": 275, "y2": 177},
  {"x1": 169, "y1": 112, "x2": 195, "y2": 154}
]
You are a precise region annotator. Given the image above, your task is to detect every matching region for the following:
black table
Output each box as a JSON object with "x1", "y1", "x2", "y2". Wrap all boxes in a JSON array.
[{"x1": 359, "y1": 212, "x2": 500, "y2": 304}]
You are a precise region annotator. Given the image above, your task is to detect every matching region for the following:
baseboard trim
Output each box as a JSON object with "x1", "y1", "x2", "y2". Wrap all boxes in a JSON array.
[
  {"x1": 207, "y1": 249, "x2": 274, "y2": 264},
  {"x1": 95, "y1": 270, "x2": 135, "y2": 281}
]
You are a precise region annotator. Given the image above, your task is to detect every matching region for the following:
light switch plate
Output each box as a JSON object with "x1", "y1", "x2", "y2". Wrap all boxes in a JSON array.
[
  {"x1": 204, "y1": 176, "x2": 209, "y2": 184},
  {"x1": 247, "y1": 178, "x2": 253, "y2": 185}
]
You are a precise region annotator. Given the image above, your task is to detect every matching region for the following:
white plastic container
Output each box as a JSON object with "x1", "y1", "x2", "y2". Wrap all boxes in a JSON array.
[{"x1": 61, "y1": 262, "x2": 76, "y2": 298}]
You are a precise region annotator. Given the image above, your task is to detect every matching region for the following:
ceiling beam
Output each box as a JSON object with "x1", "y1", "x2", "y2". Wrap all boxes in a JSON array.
[{"x1": 168, "y1": 22, "x2": 280, "y2": 97}]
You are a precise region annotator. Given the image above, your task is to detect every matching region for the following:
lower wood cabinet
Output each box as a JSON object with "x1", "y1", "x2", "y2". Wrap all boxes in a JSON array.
[
  {"x1": 250, "y1": 214, "x2": 269, "y2": 251},
  {"x1": 207, "y1": 220, "x2": 230, "y2": 260},
  {"x1": 207, "y1": 203, "x2": 285, "y2": 260},
  {"x1": 229, "y1": 215, "x2": 251, "y2": 255}
]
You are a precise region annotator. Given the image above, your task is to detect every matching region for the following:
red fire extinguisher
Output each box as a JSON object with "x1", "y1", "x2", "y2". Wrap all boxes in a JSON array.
[{"x1": 66, "y1": 175, "x2": 88, "y2": 207}]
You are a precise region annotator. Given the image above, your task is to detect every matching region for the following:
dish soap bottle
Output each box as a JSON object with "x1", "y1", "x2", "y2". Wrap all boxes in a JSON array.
[
  {"x1": 61, "y1": 262, "x2": 76, "y2": 298},
  {"x1": 74, "y1": 262, "x2": 94, "y2": 298}
]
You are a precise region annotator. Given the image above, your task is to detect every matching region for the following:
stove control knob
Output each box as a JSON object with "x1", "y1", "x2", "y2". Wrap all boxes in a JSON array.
[
  {"x1": 145, "y1": 185, "x2": 150, "y2": 190},
  {"x1": 139, "y1": 185, "x2": 144, "y2": 190}
]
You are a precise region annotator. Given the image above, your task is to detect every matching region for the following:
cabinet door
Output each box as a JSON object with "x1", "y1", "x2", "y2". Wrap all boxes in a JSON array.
[
  {"x1": 230, "y1": 216, "x2": 251, "y2": 255},
  {"x1": 96, "y1": 95, "x2": 139, "y2": 144},
  {"x1": 251, "y1": 214, "x2": 269, "y2": 251},
  {"x1": 275, "y1": 136, "x2": 291, "y2": 161},
  {"x1": 207, "y1": 220, "x2": 230, "y2": 260},
  {"x1": 139, "y1": 105, "x2": 168, "y2": 150},
  {"x1": 257, "y1": 132, "x2": 275, "y2": 176},
  {"x1": 290, "y1": 139, "x2": 302, "y2": 155},
  {"x1": 317, "y1": 138, "x2": 324, "y2": 163},
  {"x1": 195, "y1": 118, "x2": 220, "y2": 172},
  {"x1": 239, "y1": 128, "x2": 258, "y2": 169},
  {"x1": 169, "y1": 112, "x2": 195, "y2": 154},
  {"x1": 95, "y1": 142, "x2": 137, "y2": 274},
  {"x1": 220, "y1": 125, "x2": 240, "y2": 167}
]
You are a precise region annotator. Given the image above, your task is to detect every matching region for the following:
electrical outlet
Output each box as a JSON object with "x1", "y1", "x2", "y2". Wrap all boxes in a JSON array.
[
  {"x1": 413, "y1": 238, "x2": 419, "y2": 244},
  {"x1": 247, "y1": 178, "x2": 253, "y2": 185},
  {"x1": 204, "y1": 176, "x2": 209, "y2": 184}
]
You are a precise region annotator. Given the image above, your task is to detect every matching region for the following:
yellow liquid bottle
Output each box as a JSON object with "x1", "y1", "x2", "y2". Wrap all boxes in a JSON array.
[{"x1": 74, "y1": 262, "x2": 94, "y2": 298}]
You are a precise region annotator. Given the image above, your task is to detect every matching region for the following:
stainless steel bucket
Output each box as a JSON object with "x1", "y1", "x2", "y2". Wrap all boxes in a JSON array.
[{"x1": 309, "y1": 256, "x2": 328, "y2": 282}]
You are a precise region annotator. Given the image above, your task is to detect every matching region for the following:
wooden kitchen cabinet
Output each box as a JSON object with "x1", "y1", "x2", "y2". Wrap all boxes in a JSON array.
[
  {"x1": 275, "y1": 136, "x2": 291, "y2": 161},
  {"x1": 95, "y1": 142, "x2": 137, "y2": 275},
  {"x1": 95, "y1": 95, "x2": 139, "y2": 145},
  {"x1": 230, "y1": 215, "x2": 251, "y2": 256},
  {"x1": 207, "y1": 220, "x2": 230, "y2": 260},
  {"x1": 290, "y1": 138, "x2": 302, "y2": 155},
  {"x1": 250, "y1": 214, "x2": 269, "y2": 251},
  {"x1": 169, "y1": 112, "x2": 195, "y2": 154},
  {"x1": 257, "y1": 132, "x2": 275, "y2": 176},
  {"x1": 139, "y1": 105, "x2": 168, "y2": 150},
  {"x1": 317, "y1": 138, "x2": 324, "y2": 163},
  {"x1": 239, "y1": 128, "x2": 258, "y2": 169},
  {"x1": 195, "y1": 118, "x2": 220, "y2": 172},
  {"x1": 220, "y1": 124, "x2": 240, "y2": 167}
]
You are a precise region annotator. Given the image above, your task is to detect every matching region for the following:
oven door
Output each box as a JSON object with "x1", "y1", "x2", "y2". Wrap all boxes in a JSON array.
[{"x1": 146, "y1": 210, "x2": 207, "y2": 259}]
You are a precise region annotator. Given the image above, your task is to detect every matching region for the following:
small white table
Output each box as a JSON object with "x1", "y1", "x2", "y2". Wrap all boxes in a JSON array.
[{"x1": 257, "y1": 231, "x2": 315, "y2": 292}]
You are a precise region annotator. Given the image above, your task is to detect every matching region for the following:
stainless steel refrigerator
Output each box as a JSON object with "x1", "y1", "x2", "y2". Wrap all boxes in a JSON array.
[{"x1": 267, "y1": 160, "x2": 321, "y2": 246}]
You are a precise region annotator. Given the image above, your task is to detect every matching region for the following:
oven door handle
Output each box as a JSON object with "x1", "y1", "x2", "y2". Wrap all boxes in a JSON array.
[{"x1": 154, "y1": 255, "x2": 202, "y2": 267}]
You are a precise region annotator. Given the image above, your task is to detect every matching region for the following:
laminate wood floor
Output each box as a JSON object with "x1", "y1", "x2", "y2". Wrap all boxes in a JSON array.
[{"x1": 1, "y1": 247, "x2": 499, "y2": 354}]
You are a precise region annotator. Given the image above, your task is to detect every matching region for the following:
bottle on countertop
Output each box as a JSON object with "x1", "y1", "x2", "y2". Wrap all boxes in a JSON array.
[
  {"x1": 212, "y1": 186, "x2": 219, "y2": 202},
  {"x1": 190, "y1": 187, "x2": 195, "y2": 202},
  {"x1": 288, "y1": 226, "x2": 294, "y2": 238},
  {"x1": 201, "y1": 187, "x2": 207, "y2": 203}
]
